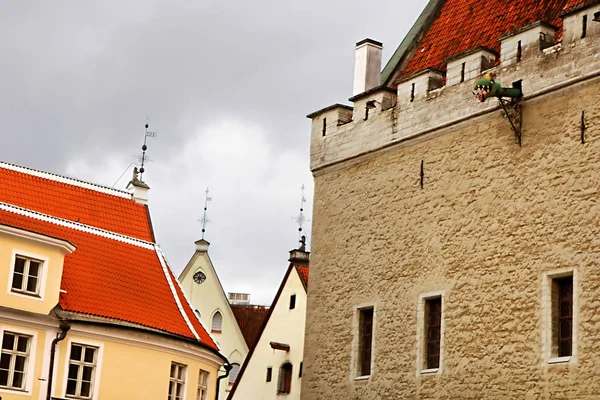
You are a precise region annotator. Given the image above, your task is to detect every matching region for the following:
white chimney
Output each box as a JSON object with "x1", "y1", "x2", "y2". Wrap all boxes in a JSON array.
[
  {"x1": 353, "y1": 38, "x2": 383, "y2": 96},
  {"x1": 126, "y1": 167, "x2": 150, "y2": 205}
]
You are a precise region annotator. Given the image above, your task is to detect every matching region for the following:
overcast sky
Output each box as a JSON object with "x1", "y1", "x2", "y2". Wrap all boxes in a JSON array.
[{"x1": 0, "y1": 0, "x2": 428, "y2": 305}]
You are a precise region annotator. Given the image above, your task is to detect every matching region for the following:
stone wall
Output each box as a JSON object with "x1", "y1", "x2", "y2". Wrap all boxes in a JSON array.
[{"x1": 302, "y1": 70, "x2": 600, "y2": 399}]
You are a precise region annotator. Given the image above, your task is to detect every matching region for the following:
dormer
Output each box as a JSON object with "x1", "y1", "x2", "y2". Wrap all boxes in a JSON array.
[
  {"x1": 0, "y1": 224, "x2": 75, "y2": 315},
  {"x1": 561, "y1": 2, "x2": 600, "y2": 43},
  {"x1": 499, "y1": 21, "x2": 558, "y2": 66},
  {"x1": 445, "y1": 47, "x2": 498, "y2": 87},
  {"x1": 396, "y1": 69, "x2": 444, "y2": 105}
]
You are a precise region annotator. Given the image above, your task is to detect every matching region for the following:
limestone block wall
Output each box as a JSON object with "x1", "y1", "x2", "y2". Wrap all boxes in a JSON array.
[{"x1": 302, "y1": 76, "x2": 600, "y2": 399}]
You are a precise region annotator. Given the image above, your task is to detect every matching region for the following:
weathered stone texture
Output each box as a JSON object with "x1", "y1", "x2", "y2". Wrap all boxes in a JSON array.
[{"x1": 302, "y1": 79, "x2": 600, "y2": 399}]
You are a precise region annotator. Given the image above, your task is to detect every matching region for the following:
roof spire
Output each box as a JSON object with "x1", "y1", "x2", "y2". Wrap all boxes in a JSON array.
[
  {"x1": 139, "y1": 121, "x2": 156, "y2": 181},
  {"x1": 199, "y1": 187, "x2": 212, "y2": 240},
  {"x1": 293, "y1": 184, "x2": 309, "y2": 241}
]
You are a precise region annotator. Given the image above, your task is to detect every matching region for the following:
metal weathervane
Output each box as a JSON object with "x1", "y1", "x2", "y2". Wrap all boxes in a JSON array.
[
  {"x1": 199, "y1": 187, "x2": 212, "y2": 240},
  {"x1": 293, "y1": 184, "x2": 309, "y2": 240},
  {"x1": 139, "y1": 122, "x2": 157, "y2": 180}
]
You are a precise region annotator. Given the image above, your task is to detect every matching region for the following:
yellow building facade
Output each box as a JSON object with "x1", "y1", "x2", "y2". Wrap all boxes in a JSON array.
[{"x1": 0, "y1": 162, "x2": 225, "y2": 400}]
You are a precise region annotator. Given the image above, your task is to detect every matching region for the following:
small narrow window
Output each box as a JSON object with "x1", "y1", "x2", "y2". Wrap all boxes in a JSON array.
[
  {"x1": 197, "y1": 370, "x2": 209, "y2": 400},
  {"x1": 582, "y1": 15, "x2": 588, "y2": 39},
  {"x1": 211, "y1": 311, "x2": 223, "y2": 333},
  {"x1": 322, "y1": 118, "x2": 327, "y2": 136},
  {"x1": 425, "y1": 297, "x2": 442, "y2": 369},
  {"x1": 168, "y1": 362, "x2": 186, "y2": 400},
  {"x1": 278, "y1": 363, "x2": 293, "y2": 394},
  {"x1": 66, "y1": 343, "x2": 98, "y2": 399},
  {"x1": 289, "y1": 295, "x2": 296, "y2": 310},
  {"x1": 358, "y1": 308, "x2": 374, "y2": 376},
  {"x1": 517, "y1": 40, "x2": 522, "y2": 62},
  {"x1": 552, "y1": 276, "x2": 573, "y2": 357},
  {"x1": 460, "y1": 62, "x2": 466, "y2": 83},
  {"x1": 410, "y1": 83, "x2": 415, "y2": 102},
  {"x1": 266, "y1": 367, "x2": 272, "y2": 382},
  {"x1": 0, "y1": 332, "x2": 31, "y2": 390},
  {"x1": 228, "y1": 363, "x2": 240, "y2": 385},
  {"x1": 11, "y1": 255, "x2": 43, "y2": 296},
  {"x1": 299, "y1": 362, "x2": 303, "y2": 378}
]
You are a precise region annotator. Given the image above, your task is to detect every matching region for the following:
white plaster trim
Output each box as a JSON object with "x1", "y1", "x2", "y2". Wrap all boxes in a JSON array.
[
  {"x1": 6, "y1": 249, "x2": 49, "y2": 301},
  {"x1": 0, "y1": 325, "x2": 39, "y2": 396},
  {"x1": 38, "y1": 328, "x2": 57, "y2": 400},
  {"x1": 416, "y1": 290, "x2": 445, "y2": 376},
  {"x1": 353, "y1": 375, "x2": 370, "y2": 381},
  {"x1": 0, "y1": 202, "x2": 154, "y2": 250},
  {"x1": 154, "y1": 246, "x2": 200, "y2": 341},
  {"x1": 541, "y1": 267, "x2": 578, "y2": 365},
  {"x1": 0, "y1": 225, "x2": 76, "y2": 253},
  {"x1": 60, "y1": 337, "x2": 104, "y2": 400},
  {"x1": 0, "y1": 161, "x2": 132, "y2": 199}
]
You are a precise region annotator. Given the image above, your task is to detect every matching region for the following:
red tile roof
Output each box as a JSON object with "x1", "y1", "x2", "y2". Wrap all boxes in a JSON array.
[
  {"x1": 400, "y1": 0, "x2": 588, "y2": 78},
  {"x1": 0, "y1": 163, "x2": 154, "y2": 241},
  {"x1": 0, "y1": 163, "x2": 218, "y2": 353},
  {"x1": 297, "y1": 265, "x2": 309, "y2": 288},
  {"x1": 230, "y1": 305, "x2": 270, "y2": 350}
]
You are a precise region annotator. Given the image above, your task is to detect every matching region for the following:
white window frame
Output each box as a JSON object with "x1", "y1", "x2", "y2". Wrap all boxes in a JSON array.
[
  {"x1": 542, "y1": 268, "x2": 578, "y2": 365},
  {"x1": 416, "y1": 290, "x2": 445, "y2": 376},
  {"x1": 6, "y1": 249, "x2": 49, "y2": 301},
  {"x1": 197, "y1": 369, "x2": 209, "y2": 400},
  {"x1": 61, "y1": 338, "x2": 103, "y2": 400},
  {"x1": 0, "y1": 326, "x2": 37, "y2": 396},
  {"x1": 211, "y1": 311, "x2": 223, "y2": 333},
  {"x1": 169, "y1": 362, "x2": 187, "y2": 400},
  {"x1": 349, "y1": 301, "x2": 377, "y2": 382}
]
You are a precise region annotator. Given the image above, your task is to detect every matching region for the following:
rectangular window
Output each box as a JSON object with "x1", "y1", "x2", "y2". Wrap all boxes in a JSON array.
[
  {"x1": 266, "y1": 367, "x2": 272, "y2": 382},
  {"x1": 0, "y1": 332, "x2": 31, "y2": 390},
  {"x1": 299, "y1": 362, "x2": 303, "y2": 378},
  {"x1": 289, "y1": 295, "x2": 296, "y2": 310},
  {"x1": 460, "y1": 62, "x2": 466, "y2": 83},
  {"x1": 410, "y1": 83, "x2": 415, "y2": 102},
  {"x1": 11, "y1": 256, "x2": 42, "y2": 296},
  {"x1": 425, "y1": 297, "x2": 442, "y2": 369},
  {"x1": 66, "y1": 344, "x2": 97, "y2": 399},
  {"x1": 516, "y1": 40, "x2": 522, "y2": 62},
  {"x1": 169, "y1": 363, "x2": 186, "y2": 400},
  {"x1": 553, "y1": 276, "x2": 573, "y2": 357},
  {"x1": 358, "y1": 308, "x2": 374, "y2": 377},
  {"x1": 197, "y1": 369, "x2": 209, "y2": 400},
  {"x1": 582, "y1": 15, "x2": 588, "y2": 39},
  {"x1": 322, "y1": 118, "x2": 327, "y2": 136}
]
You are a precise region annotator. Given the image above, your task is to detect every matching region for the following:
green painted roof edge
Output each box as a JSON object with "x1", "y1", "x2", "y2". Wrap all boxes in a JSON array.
[{"x1": 381, "y1": 0, "x2": 446, "y2": 86}]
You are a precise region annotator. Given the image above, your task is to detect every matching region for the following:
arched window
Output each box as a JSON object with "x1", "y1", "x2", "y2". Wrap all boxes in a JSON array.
[
  {"x1": 211, "y1": 311, "x2": 223, "y2": 333},
  {"x1": 228, "y1": 363, "x2": 240, "y2": 385},
  {"x1": 278, "y1": 363, "x2": 293, "y2": 394}
]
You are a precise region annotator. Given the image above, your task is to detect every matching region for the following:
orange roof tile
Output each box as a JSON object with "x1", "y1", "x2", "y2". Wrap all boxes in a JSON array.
[
  {"x1": 0, "y1": 163, "x2": 219, "y2": 353},
  {"x1": 297, "y1": 265, "x2": 309, "y2": 288},
  {"x1": 0, "y1": 163, "x2": 154, "y2": 241},
  {"x1": 230, "y1": 305, "x2": 270, "y2": 350},
  {"x1": 400, "y1": 0, "x2": 588, "y2": 78}
]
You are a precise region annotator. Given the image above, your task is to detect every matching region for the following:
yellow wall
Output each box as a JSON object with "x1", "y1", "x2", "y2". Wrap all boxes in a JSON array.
[{"x1": 0, "y1": 230, "x2": 69, "y2": 315}]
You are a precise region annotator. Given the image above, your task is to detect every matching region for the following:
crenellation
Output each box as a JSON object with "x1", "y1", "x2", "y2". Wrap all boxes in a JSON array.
[{"x1": 308, "y1": 14, "x2": 600, "y2": 172}]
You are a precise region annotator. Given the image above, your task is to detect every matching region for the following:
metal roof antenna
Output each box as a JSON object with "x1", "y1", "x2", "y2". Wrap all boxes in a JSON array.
[
  {"x1": 139, "y1": 120, "x2": 157, "y2": 180},
  {"x1": 199, "y1": 187, "x2": 212, "y2": 240},
  {"x1": 293, "y1": 184, "x2": 309, "y2": 241}
]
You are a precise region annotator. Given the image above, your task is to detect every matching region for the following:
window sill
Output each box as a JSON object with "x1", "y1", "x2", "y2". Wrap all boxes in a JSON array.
[
  {"x1": 354, "y1": 375, "x2": 370, "y2": 381},
  {"x1": 211, "y1": 330, "x2": 222, "y2": 334},
  {"x1": 420, "y1": 368, "x2": 439, "y2": 375},
  {"x1": 548, "y1": 356, "x2": 571, "y2": 364}
]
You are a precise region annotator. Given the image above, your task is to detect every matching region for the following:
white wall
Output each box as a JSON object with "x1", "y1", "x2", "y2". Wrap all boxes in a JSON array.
[
  {"x1": 179, "y1": 250, "x2": 249, "y2": 400},
  {"x1": 231, "y1": 267, "x2": 306, "y2": 400}
]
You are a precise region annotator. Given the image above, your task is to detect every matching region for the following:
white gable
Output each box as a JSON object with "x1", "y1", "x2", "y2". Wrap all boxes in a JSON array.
[{"x1": 230, "y1": 266, "x2": 307, "y2": 400}]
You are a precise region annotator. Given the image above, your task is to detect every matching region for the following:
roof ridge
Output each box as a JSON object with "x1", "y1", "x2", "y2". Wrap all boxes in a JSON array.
[
  {"x1": 0, "y1": 202, "x2": 155, "y2": 249},
  {"x1": 0, "y1": 161, "x2": 132, "y2": 199}
]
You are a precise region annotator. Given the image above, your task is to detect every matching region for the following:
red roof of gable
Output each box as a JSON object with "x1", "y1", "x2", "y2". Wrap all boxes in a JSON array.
[
  {"x1": 230, "y1": 305, "x2": 270, "y2": 350},
  {"x1": 0, "y1": 162, "x2": 219, "y2": 353},
  {"x1": 297, "y1": 265, "x2": 309, "y2": 288},
  {"x1": 0, "y1": 163, "x2": 154, "y2": 241},
  {"x1": 400, "y1": 0, "x2": 588, "y2": 78}
]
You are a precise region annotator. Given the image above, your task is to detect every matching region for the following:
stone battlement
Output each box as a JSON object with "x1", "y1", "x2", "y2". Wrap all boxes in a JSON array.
[{"x1": 308, "y1": 4, "x2": 600, "y2": 172}]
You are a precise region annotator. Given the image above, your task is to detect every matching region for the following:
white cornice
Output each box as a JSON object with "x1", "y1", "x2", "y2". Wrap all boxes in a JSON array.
[
  {"x1": 0, "y1": 161, "x2": 132, "y2": 199},
  {"x1": 0, "y1": 202, "x2": 155, "y2": 250},
  {"x1": 0, "y1": 224, "x2": 77, "y2": 253}
]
